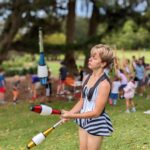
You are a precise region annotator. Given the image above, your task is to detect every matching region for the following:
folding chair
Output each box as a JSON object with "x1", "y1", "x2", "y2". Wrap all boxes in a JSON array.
[{"x1": 65, "y1": 76, "x2": 82, "y2": 100}]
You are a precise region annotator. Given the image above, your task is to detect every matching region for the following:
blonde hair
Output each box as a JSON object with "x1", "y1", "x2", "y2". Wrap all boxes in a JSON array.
[{"x1": 91, "y1": 44, "x2": 114, "y2": 68}]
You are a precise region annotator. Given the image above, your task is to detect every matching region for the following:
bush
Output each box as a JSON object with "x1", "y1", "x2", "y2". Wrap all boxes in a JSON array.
[{"x1": 4, "y1": 66, "x2": 37, "y2": 77}]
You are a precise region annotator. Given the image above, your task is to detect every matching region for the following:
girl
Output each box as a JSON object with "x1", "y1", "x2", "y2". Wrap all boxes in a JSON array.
[
  {"x1": 123, "y1": 76, "x2": 137, "y2": 113},
  {"x1": 117, "y1": 69, "x2": 128, "y2": 99},
  {"x1": 109, "y1": 76, "x2": 121, "y2": 105},
  {"x1": 61, "y1": 44, "x2": 114, "y2": 150},
  {"x1": 45, "y1": 70, "x2": 52, "y2": 102},
  {"x1": 133, "y1": 58, "x2": 146, "y2": 96},
  {"x1": 123, "y1": 58, "x2": 132, "y2": 78},
  {"x1": 12, "y1": 75, "x2": 20, "y2": 104},
  {"x1": 56, "y1": 61, "x2": 68, "y2": 95}
]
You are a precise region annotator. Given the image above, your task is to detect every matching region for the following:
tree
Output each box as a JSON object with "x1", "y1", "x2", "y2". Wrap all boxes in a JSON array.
[
  {"x1": 0, "y1": 0, "x2": 27, "y2": 62},
  {"x1": 0, "y1": 0, "x2": 61, "y2": 63},
  {"x1": 0, "y1": 0, "x2": 150, "y2": 66},
  {"x1": 84, "y1": 0, "x2": 100, "y2": 69},
  {"x1": 63, "y1": 0, "x2": 78, "y2": 75},
  {"x1": 102, "y1": 19, "x2": 150, "y2": 49}
]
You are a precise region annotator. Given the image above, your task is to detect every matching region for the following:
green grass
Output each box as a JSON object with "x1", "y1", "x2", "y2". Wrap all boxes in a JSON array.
[
  {"x1": 116, "y1": 50, "x2": 150, "y2": 63},
  {"x1": 47, "y1": 61, "x2": 61, "y2": 77},
  {"x1": 0, "y1": 95, "x2": 150, "y2": 150}
]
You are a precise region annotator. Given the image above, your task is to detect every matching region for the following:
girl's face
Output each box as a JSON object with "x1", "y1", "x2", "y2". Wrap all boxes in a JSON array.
[{"x1": 88, "y1": 51, "x2": 104, "y2": 70}]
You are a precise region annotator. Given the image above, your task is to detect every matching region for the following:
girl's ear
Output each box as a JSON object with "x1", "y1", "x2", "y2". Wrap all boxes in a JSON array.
[{"x1": 101, "y1": 62, "x2": 107, "y2": 68}]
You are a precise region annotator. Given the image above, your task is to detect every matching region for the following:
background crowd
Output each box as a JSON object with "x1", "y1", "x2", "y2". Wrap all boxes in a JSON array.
[{"x1": 0, "y1": 53, "x2": 150, "y2": 114}]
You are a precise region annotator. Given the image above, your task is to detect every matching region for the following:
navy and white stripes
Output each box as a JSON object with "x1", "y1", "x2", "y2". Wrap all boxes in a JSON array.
[
  {"x1": 75, "y1": 73, "x2": 113, "y2": 136},
  {"x1": 76, "y1": 112, "x2": 113, "y2": 136}
]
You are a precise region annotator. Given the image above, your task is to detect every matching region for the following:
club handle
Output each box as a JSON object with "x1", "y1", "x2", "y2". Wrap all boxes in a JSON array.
[
  {"x1": 52, "y1": 109, "x2": 61, "y2": 115},
  {"x1": 39, "y1": 27, "x2": 44, "y2": 53},
  {"x1": 53, "y1": 119, "x2": 63, "y2": 128}
]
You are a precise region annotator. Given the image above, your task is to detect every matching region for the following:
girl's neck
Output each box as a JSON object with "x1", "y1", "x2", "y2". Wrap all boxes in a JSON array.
[{"x1": 92, "y1": 69, "x2": 104, "y2": 78}]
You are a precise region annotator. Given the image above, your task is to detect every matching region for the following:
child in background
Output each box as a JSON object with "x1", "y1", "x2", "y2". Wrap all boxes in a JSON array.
[
  {"x1": 117, "y1": 69, "x2": 128, "y2": 99},
  {"x1": 123, "y1": 75, "x2": 137, "y2": 113},
  {"x1": 12, "y1": 75, "x2": 20, "y2": 104},
  {"x1": 78, "y1": 66, "x2": 86, "y2": 82},
  {"x1": 56, "y1": 61, "x2": 68, "y2": 95},
  {"x1": 133, "y1": 58, "x2": 146, "y2": 96},
  {"x1": 109, "y1": 76, "x2": 121, "y2": 105},
  {"x1": 45, "y1": 70, "x2": 52, "y2": 102},
  {"x1": 0, "y1": 69, "x2": 6, "y2": 104},
  {"x1": 146, "y1": 71, "x2": 150, "y2": 99},
  {"x1": 31, "y1": 75, "x2": 40, "y2": 101},
  {"x1": 123, "y1": 59, "x2": 132, "y2": 75},
  {"x1": 25, "y1": 74, "x2": 33, "y2": 99}
]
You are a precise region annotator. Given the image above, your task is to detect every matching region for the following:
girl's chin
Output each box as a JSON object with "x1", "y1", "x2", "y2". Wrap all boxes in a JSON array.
[
  {"x1": 88, "y1": 64, "x2": 91, "y2": 68},
  {"x1": 88, "y1": 66, "x2": 93, "y2": 70}
]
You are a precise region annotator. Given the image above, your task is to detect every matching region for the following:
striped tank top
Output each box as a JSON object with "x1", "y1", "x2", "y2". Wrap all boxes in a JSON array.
[{"x1": 75, "y1": 73, "x2": 114, "y2": 136}]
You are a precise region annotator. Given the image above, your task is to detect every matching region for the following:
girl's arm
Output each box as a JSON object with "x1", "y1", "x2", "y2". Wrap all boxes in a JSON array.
[
  {"x1": 62, "y1": 80, "x2": 110, "y2": 119},
  {"x1": 61, "y1": 74, "x2": 88, "y2": 115},
  {"x1": 68, "y1": 97, "x2": 84, "y2": 114}
]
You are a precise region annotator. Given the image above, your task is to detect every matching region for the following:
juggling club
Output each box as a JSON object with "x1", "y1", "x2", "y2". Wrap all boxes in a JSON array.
[
  {"x1": 26, "y1": 120, "x2": 63, "y2": 149},
  {"x1": 37, "y1": 27, "x2": 48, "y2": 85},
  {"x1": 30, "y1": 105, "x2": 61, "y2": 115}
]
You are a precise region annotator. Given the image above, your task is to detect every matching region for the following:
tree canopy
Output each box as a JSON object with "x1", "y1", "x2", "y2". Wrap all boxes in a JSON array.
[{"x1": 0, "y1": 0, "x2": 150, "y2": 65}]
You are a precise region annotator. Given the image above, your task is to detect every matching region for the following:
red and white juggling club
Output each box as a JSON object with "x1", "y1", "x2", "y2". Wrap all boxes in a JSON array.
[
  {"x1": 30, "y1": 105, "x2": 61, "y2": 115},
  {"x1": 26, "y1": 120, "x2": 63, "y2": 149}
]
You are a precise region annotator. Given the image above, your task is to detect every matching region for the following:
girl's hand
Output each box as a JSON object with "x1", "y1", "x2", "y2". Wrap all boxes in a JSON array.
[
  {"x1": 61, "y1": 118, "x2": 70, "y2": 123},
  {"x1": 61, "y1": 109, "x2": 73, "y2": 119},
  {"x1": 61, "y1": 109, "x2": 69, "y2": 115},
  {"x1": 60, "y1": 110, "x2": 70, "y2": 122}
]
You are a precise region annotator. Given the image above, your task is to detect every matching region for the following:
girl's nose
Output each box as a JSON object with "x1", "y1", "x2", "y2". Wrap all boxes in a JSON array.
[{"x1": 89, "y1": 57, "x2": 92, "y2": 61}]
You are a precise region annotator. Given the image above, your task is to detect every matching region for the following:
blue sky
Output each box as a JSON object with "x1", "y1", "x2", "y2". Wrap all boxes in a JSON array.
[
  {"x1": 76, "y1": 0, "x2": 147, "y2": 17},
  {"x1": 0, "y1": 0, "x2": 147, "y2": 22},
  {"x1": 76, "y1": 0, "x2": 93, "y2": 18}
]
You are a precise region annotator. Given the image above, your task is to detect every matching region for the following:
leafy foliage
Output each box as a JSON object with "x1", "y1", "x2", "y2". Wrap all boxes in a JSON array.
[
  {"x1": 1, "y1": 53, "x2": 37, "y2": 76},
  {"x1": 44, "y1": 33, "x2": 66, "y2": 45},
  {"x1": 102, "y1": 19, "x2": 150, "y2": 49}
]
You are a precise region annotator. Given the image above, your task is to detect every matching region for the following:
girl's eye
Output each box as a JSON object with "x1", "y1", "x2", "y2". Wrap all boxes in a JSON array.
[
  {"x1": 90, "y1": 55, "x2": 95, "y2": 58},
  {"x1": 93, "y1": 56, "x2": 97, "y2": 59}
]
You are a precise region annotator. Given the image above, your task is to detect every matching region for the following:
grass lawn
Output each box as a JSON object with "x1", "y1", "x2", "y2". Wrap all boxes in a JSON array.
[
  {"x1": 0, "y1": 95, "x2": 150, "y2": 150},
  {"x1": 0, "y1": 50, "x2": 149, "y2": 150},
  {"x1": 115, "y1": 50, "x2": 150, "y2": 61}
]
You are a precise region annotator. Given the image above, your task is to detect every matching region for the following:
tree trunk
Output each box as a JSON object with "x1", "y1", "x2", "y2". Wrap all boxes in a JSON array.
[
  {"x1": 0, "y1": 13, "x2": 22, "y2": 52},
  {"x1": 64, "y1": 51, "x2": 77, "y2": 75},
  {"x1": 64, "y1": 0, "x2": 78, "y2": 75},
  {"x1": 84, "y1": 2, "x2": 100, "y2": 69},
  {"x1": 66, "y1": 0, "x2": 76, "y2": 43},
  {"x1": 0, "y1": 0, "x2": 23, "y2": 62},
  {"x1": 87, "y1": 2, "x2": 99, "y2": 37}
]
